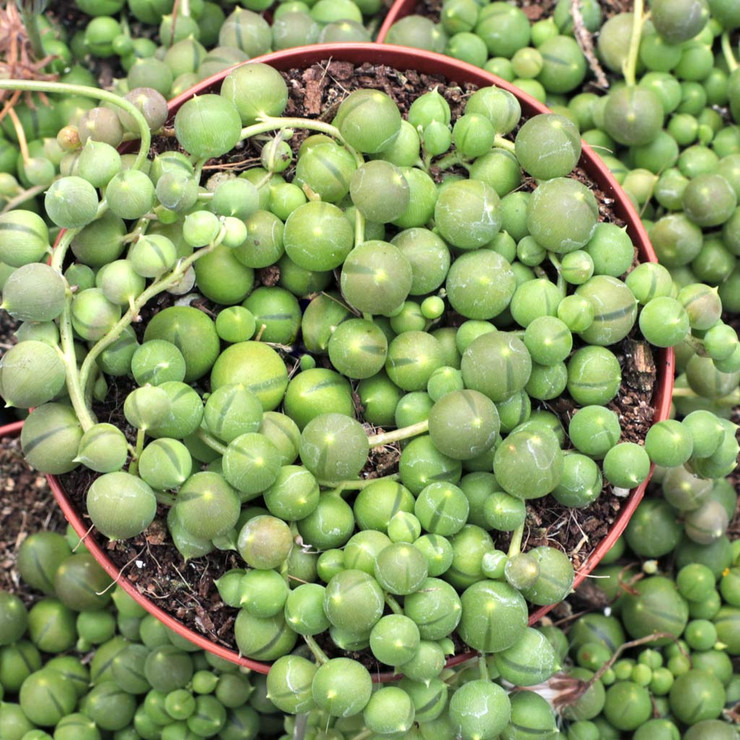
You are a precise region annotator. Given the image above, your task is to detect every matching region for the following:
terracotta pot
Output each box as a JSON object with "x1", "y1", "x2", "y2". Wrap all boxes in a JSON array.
[
  {"x1": 48, "y1": 43, "x2": 674, "y2": 677},
  {"x1": 0, "y1": 420, "x2": 24, "y2": 439}
]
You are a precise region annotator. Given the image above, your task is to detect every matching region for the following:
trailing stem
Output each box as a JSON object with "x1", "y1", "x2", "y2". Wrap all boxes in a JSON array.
[
  {"x1": 196, "y1": 429, "x2": 228, "y2": 456},
  {"x1": 128, "y1": 428, "x2": 147, "y2": 475},
  {"x1": 57, "y1": 293, "x2": 96, "y2": 430},
  {"x1": 0, "y1": 182, "x2": 45, "y2": 214},
  {"x1": 672, "y1": 386, "x2": 740, "y2": 408},
  {"x1": 367, "y1": 419, "x2": 429, "y2": 447},
  {"x1": 6, "y1": 107, "x2": 30, "y2": 163},
  {"x1": 319, "y1": 473, "x2": 400, "y2": 492},
  {"x1": 384, "y1": 593, "x2": 403, "y2": 615},
  {"x1": 50, "y1": 199, "x2": 109, "y2": 271},
  {"x1": 722, "y1": 31, "x2": 739, "y2": 72},
  {"x1": 17, "y1": 0, "x2": 46, "y2": 61},
  {"x1": 78, "y1": 232, "x2": 225, "y2": 394},
  {"x1": 478, "y1": 654, "x2": 490, "y2": 681},
  {"x1": 303, "y1": 634, "x2": 330, "y2": 665},
  {"x1": 493, "y1": 134, "x2": 516, "y2": 153},
  {"x1": 622, "y1": 0, "x2": 645, "y2": 87},
  {"x1": 0, "y1": 79, "x2": 152, "y2": 171},
  {"x1": 508, "y1": 522, "x2": 525, "y2": 558},
  {"x1": 240, "y1": 115, "x2": 367, "y2": 244}
]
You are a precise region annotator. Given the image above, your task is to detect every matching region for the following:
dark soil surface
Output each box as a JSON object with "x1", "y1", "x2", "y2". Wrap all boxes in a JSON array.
[
  {"x1": 0, "y1": 309, "x2": 17, "y2": 356},
  {"x1": 0, "y1": 434, "x2": 68, "y2": 602},
  {"x1": 52, "y1": 59, "x2": 666, "y2": 666},
  {"x1": 0, "y1": 311, "x2": 20, "y2": 429},
  {"x1": 1, "y1": 312, "x2": 63, "y2": 602}
]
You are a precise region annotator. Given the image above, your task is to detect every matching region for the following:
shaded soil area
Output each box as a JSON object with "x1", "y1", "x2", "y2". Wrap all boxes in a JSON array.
[
  {"x1": 1, "y1": 306, "x2": 63, "y2": 602},
  {"x1": 0, "y1": 311, "x2": 21, "y2": 429},
  {"x1": 53, "y1": 59, "x2": 658, "y2": 664},
  {"x1": 0, "y1": 434, "x2": 68, "y2": 602}
]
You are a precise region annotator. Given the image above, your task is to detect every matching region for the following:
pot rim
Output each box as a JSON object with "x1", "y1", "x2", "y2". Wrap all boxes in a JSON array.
[
  {"x1": 0, "y1": 420, "x2": 24, "y2": 438},
  {"x1": 47, "y1": 42, "x2": 674, "y2": 678}
]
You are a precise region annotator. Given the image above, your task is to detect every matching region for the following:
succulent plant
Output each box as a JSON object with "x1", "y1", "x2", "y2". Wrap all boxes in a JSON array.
[{"x1": 0, "y1": 0, "x2": 739, "y2": 733}]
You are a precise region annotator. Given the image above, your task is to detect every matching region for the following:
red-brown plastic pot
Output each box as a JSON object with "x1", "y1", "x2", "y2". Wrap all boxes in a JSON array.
[
  {"x1": 48, "y1": 43, "x2": 674, "y2": 677},
  {"x1": 0, "y1": 420, "x2": 24, "y2": 439}
]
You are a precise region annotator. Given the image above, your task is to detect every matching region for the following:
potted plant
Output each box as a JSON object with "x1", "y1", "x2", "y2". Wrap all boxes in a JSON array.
[{"x1": 1, "y1": 41, "x2": 700, "y2": 729}]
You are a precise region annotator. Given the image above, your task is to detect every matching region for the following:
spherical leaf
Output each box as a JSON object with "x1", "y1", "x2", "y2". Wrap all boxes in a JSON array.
[
  {"x1": 458, "y1": 579, "x2": 528, "y2": 652},
  {"x1": 21, "y1": 403, "x2": 83, "y2": 475},
  {"x1": 86, "y1": 471, "x2": 157, "y2": 539},
  {"x1": 45, "y1": 176, "x2": 99, "y2": 228},
  {"x1": 449, "y1": 679, "x2": 511, "y2": 740},
  {"x1": 0, "y1": 340, "x2": 65, "y2": 409},
  {"x1": 1, "y1": 263, "x2": 65, "y2": 322},
  {"x1": 333, "y1": 89, "x2": 402, "y2": 154},
  {"x1": 174, "y1": 94, "x2": 242, "y2": 159},
  {"x1": 0, "y1": 210, "x2": 49, "y2": 267},
  {"x1": 173, "y1": 472, "x2": 240, "y2": 540},
  {"x1": 299, "y1": 413, "x2": 369, "y2": 482},
  {"x1": 428, "y1": 389, "x2": 499, "y2": 460},
  {"x1": 515, "y1": 113, "x2": 581, "y2": 179}
]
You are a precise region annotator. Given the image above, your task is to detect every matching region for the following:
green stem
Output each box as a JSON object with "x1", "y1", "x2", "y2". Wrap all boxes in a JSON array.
[
  {"x1": 121, "y1": 218, "x2": 150, "y2": 245},
  {"x1": 196, "y1": 429, "x2": 228, "y2": 456},
  {"x1": 240, "y1": 116, "x2": 365, "y2": 169},
  {"x1": 19, "y1": 4, "x2": 45, "y2": 60},
  {"x1": 0, "y1": 183, "x2": 46, "y2": 214},
  {"x1": 50, "y1": 201, "x2": 109, "y2": 272},
  {"x1": 722, "y1": 31, "x2": 739, "y2": 72},
  {"x1": 508, "y1": 523, "x2": 525, "y2": 558},
  {"x1": 367, "y1": 420, "x2": 429, "y2": 447},
  {"x1": 57, "y1": 293, "x2": 96, "y2": 431},
  {"x1": 421, "y1": 150, "x2": 433, "y2": 173},
  {"x1": 682, "y1": 334, "x2": 708, "y2": 357},
  {"x1": 303, "y1": 635, "x2": 330, "y2": 665},
  {"x1": 478, "y1": 655, "x2": 490, "y2": 681},
  {"x1": 317, "y1": 473, "x2": 400, "y2": 491},
  {"x1": 78, "y1": 238, "x2": 220, "y2": 392},
  {"x1": 119, "y1": 12, "x2": 130, "y2": 38},
  {"x1": 0, "y1": 80, "x2": 152, "y2": 172},
  {"x1": 672, "y1": 386, "x2": 740, "y2": 407},
  {"x1": 385, "y1": 594, "x2": 404, "y2": 615},
  {"x1": 557, "y1": 270, "x2": 566, "y2": 297},
  {"x1": 155, "y1": 490, "x2": 177, "y2": 506},
  {"x1": 128, "y1": 428, "x2": 147, "y2": 476},
  {"x1": 193, "y1": 156, "x2": 208, "y2": 184},
  {"x1": 623, "y1": 0, "x2": 645, "y2": 87},
  {"x1": 493, "y1": 135, "x2": 516, "y2": 153},
  {"x1": 354, "y1": 206, "x2": 365, "y2": 248},
  {"x1": 435, "y1": 150, "x2": 468, "y2": 171},
  {"x1": 84, "y1": 364, "x2": 104, "y2": 417}
]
